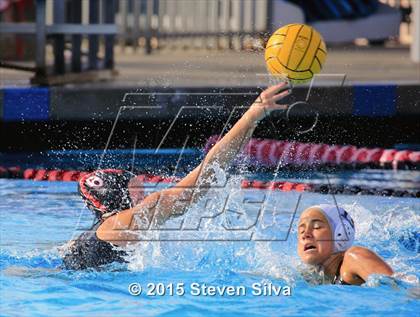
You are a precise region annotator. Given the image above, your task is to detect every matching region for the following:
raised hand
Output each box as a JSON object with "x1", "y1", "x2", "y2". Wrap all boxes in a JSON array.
[{"x1": 246, "y1": 82, "x2": 291, "y2": 123}]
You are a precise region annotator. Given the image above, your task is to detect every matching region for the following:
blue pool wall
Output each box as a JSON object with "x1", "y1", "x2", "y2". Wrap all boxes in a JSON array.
[{"x1": 0, "y1": 84, "x2": 419, "y2": 151}]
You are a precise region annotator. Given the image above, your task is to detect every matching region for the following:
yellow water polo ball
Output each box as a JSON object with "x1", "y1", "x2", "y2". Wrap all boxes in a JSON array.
[{"x1": 265, "y1": 24, "x2": 327, "y2": 84}]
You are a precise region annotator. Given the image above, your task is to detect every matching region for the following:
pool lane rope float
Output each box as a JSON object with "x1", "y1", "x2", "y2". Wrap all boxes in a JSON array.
[
  {"x1": 0, "y1": 167, "x2": 418, "y2": 198},
  {"x1": 204, "y1": 136, "x2": 420, "y2": 170}
]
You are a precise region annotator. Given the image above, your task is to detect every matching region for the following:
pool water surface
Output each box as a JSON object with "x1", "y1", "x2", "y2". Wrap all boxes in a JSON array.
[{"x1": 0, "y1": 178, "x2": 419, "y2": 317}]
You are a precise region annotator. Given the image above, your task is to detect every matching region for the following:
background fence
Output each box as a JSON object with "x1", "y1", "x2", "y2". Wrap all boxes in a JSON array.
[
  {"x1": 85, "y1": 0, "x2": 271, "y2": 53},
  {"x1": 113, "y1": 0, "x2": 415, "y2": 53},
  {"x1": 0, "y1": 0, "x2": 418, "y2": 84}
]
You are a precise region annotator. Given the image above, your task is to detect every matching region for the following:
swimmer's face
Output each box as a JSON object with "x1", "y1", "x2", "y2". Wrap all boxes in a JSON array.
[{"x1": 297, "y1": 207, "x2": 334, "y2": 265}]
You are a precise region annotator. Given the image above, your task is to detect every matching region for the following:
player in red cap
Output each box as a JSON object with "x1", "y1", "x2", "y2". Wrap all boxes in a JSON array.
[{"x1": 63, "y1": 83, "x2": 291, "y2": 270}]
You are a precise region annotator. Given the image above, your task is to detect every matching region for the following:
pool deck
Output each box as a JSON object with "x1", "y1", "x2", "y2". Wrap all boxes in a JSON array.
[
  {"x1": 1, "y1": 45, "x2": 420, "y2": 87},
  {"x1": 1, "y1": 45, "x2": 419, "y2": 119}
]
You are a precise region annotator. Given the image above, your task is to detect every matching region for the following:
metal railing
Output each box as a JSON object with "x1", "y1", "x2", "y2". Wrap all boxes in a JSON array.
[
  {"x1": 116, "y1": 0, "x2": 271, "y2": 53},
  {"x1": 0, "y1": 0, "x2": 118, "y2": 84}
]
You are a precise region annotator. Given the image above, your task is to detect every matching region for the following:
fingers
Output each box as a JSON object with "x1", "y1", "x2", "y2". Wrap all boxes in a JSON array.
[
  {"x1": 272, "y1": 104, "x2": 288, "y2": 111},
  {"x1": 264, "y1": 82, "x2": 289, "y2": 97},
  {"x1": 254, "y1": 85, "x2": 291, "y2": 108},
  {"x1": 252, "y1": 82, "x2": 291, "y2": 119},
  {"x1": 272, "y1": 89, "x2": 291, "y2": 102},
  {"x1": 264, "y1": 104, "x2": 288, "y2": 115}
]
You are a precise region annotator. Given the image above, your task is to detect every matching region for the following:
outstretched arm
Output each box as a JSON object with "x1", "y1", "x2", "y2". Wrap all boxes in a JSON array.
[{"x1": 97, "y1": 83, "x2": 291, "y2": 244}]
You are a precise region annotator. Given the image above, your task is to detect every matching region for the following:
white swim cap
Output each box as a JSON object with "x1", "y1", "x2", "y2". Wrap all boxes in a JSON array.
[{"x1": 316, "y1": 204, "x2": 355, "y2": 252}]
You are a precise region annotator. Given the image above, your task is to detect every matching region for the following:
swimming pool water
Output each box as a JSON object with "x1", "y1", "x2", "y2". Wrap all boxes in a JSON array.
[{"x1": 0, "y1": 177, "x2": 419, "y2": 317}]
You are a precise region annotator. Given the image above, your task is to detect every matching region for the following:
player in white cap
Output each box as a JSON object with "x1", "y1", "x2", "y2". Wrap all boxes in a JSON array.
[{"x1": 297, "y1": 204, "x2": 393, "y2": 285}]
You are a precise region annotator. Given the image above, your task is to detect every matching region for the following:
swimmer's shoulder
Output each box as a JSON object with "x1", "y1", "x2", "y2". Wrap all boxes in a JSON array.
[
  {"x1": 96, "y1": 191, "x2": 163, "y2": 246},
  {"x1": 343, "y1": 245, "x2": 382, "y2": 266},
  {"x1": 341, "y1": 246, "x2": 392, "y2": 285},
  {"x1": 343, "y1": 245, "x2": 371, "y2": 261},
  {"x1": 339, "y1": 246, "x2": 368, "y2": 285}
]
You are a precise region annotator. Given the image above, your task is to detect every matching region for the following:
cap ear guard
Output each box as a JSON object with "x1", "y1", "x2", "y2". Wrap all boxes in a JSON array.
[
  {"x1": 317, "y1": 204, "x2": 355, "y2": 253},
  {"x1": 78, "y1": 169, "x2": 139, "y2": 219},
  {"x1": 78, "y1": 174, "x2": 108, "y2": 216},
  {"x1": 333, "y1": 221, "x2": 355, "y2": 252},
  {"x1": 79, "y1": 190, "x2": 106, "y2": 219}
]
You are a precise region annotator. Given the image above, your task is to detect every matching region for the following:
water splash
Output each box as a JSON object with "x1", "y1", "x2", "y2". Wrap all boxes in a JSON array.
[{"x1": 120, "y1": 165, "x2": 420, "y2": 287}]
